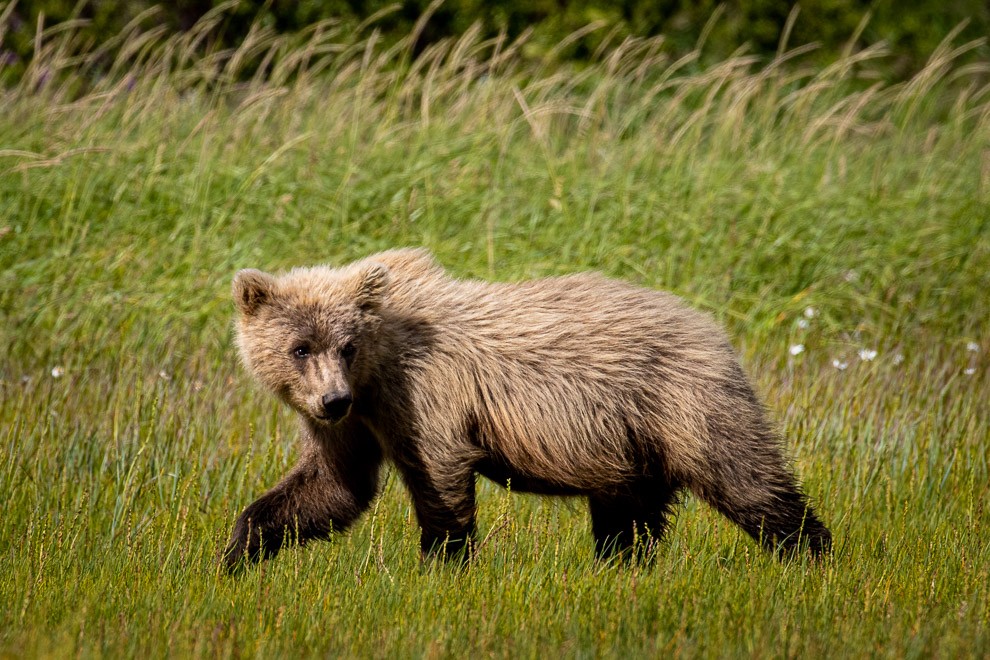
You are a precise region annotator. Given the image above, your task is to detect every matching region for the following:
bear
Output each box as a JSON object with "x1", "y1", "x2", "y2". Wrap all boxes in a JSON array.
[{"x1": 222, "y1": 248, "x2": 831, "y2": 571}]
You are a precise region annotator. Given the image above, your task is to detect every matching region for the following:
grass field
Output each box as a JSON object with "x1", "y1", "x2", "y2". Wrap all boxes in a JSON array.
[{"x1": 1, "y1": 11, "x2": 989, "y2": 657}]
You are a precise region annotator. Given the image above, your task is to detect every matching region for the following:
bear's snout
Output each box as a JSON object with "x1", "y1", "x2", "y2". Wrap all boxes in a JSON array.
[{"x1": 321, "y1": 391, "x2": 353, "y2": 422}]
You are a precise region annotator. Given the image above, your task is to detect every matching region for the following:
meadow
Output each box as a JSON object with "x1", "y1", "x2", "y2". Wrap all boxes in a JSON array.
[{"x1": 1, "y1": 10, "x2": 988, "y2": 657}]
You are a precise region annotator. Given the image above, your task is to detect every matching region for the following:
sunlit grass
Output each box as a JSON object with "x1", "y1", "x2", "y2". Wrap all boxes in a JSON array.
[{"x1": 1, "y1": 9, "x2": 988, "y2": 657}]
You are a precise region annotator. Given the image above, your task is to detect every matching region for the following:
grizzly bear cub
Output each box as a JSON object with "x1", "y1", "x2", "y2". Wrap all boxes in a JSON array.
[{"x1": 223, "y1": 248, "x2": 830, "y2": 570}]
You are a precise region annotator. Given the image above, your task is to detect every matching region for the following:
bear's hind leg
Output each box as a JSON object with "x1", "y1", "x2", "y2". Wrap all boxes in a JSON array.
[
  {"x1": 589, "y1": 478, "x2": 681, "y2": 562},
  {"x1": 691, "y1": 430, "x2": 831, "y2": 557},
  {"x1": 701, "y1": 475, "x2": 831, "y2": 557}
]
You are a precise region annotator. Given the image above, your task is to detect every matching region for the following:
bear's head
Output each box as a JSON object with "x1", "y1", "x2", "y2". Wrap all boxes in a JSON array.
[{"x1": 232, "y1": 261, "x2": 390, "y2": 425}]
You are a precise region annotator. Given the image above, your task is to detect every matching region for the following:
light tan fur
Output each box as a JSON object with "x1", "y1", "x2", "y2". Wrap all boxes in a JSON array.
[{"x1": 223, "y1": 248, "x2": 830, "y2": 569}]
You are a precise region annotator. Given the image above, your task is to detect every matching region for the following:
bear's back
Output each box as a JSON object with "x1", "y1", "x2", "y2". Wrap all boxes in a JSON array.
[
  {"x1": 365, "y1": 251, "x2": 742, "y2": 487},
  {"x1": 376, "y1": 254, "x2": 733, "y2": 381}
]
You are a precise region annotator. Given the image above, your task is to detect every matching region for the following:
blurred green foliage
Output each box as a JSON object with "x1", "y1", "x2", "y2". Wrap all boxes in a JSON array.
[{"x1": 2, "y1": 0, "x2": 988, "y2": 76}]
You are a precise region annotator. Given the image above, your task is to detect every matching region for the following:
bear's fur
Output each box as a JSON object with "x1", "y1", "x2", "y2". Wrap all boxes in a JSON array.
[{"x1": 223, "y1": 248, "x2": 830, "y2": 570}]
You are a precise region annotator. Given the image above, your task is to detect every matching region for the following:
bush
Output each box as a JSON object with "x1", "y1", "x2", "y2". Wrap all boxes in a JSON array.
[{"x1": 2, "y1": 0, "x2": 988, "y2": 76}]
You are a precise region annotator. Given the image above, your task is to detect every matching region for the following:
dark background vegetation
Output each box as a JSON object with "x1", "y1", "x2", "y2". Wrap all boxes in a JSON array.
[{"x1": 5, "y1": 0, "x2": 990, "y2": 76}]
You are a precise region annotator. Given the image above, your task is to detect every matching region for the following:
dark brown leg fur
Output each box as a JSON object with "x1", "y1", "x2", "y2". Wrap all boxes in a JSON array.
[
  {"x1": 696, "y1": 388, "x2": 832, "y2": 557},
  {"x1": 392, "y1": 451, "x2": 477, "y2": 559},
  {"x1": 412, "y1": 473, "x2": 477, "y2": 559},
  {"x1": 700, "y1": 473, "x2": 832, "y2": 556},
  {"x1": 589, "y1": 478, "x2": 681, "y2": 562},
  {"x1": 692, "y1": 424, "x2": 832, "y2": 556},
  {"x1": 223, "y1": 421, "x2": 382, "y2": 573}
]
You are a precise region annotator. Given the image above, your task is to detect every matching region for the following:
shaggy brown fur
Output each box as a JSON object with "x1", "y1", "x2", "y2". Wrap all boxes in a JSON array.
[{"x1": 222, "y1": 248, "x2": 831, "y2": 570}]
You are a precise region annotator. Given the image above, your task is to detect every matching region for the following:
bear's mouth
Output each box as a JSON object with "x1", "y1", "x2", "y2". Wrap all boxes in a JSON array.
[{"x1": 313, "y1": 412, "x2": 347, "y2": 424}]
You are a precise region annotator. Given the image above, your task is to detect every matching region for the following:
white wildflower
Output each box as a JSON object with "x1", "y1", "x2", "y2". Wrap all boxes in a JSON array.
[
  {"x1": 789, "y1": 344, "x2": 805, "y2": 356},
  {"x1": 803, "y1": 307, "x2": 816, "y2": 319},
  {"x1": 797, "y1": 318, "x2": 809, "y2": 329},
  {"x1": 158, "y1": 370, "x2": 170, "y2": 380},
  {"x1": 963, "y1": 367, "x2": 976, "y2": 376},
  {"x1": 966, "y1": 342, "x2": 979, "y2": 353},
  {"x1": 892, "y1": 353, "x2": 905, "y2": 366},
  {"x1": 858, "y1": 348, "x2": 878, "y2": 361},
  {"x1": 51, "y1": 366, "x2": 64, "y2": 378},
  {"x1": 832, "y1": 358, "x2": 849, "y2": 370}
]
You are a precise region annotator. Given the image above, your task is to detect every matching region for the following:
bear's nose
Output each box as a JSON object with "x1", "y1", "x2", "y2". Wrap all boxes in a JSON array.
[{"x1": 321, "y1": 392, "x2": 353, "y2": 422}]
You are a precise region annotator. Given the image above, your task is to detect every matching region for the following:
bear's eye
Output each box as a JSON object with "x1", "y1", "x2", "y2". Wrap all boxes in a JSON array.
[
  {"x1": 291, "y1": 344, "x2": 311, "y2": 359},
  {"x1": 340, "y1": 342, "x2": 357, "y2": 361}
]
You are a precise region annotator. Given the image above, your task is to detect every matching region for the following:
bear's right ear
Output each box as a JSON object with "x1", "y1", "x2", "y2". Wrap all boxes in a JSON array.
[{"x1": 233, "y1": 269, "x2": 276, "y2": 316}]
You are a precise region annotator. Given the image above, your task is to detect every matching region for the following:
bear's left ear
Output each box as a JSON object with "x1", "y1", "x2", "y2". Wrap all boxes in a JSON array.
[
  {"x1": 233, "y1": 269, "x2": 276, "y2": 316},
  {"x1": 356, "y1": 262, "x2": 390, "y2": 312}
]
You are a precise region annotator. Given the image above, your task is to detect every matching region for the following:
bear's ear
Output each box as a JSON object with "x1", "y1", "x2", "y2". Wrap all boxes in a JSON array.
[
  {"x1": 356, "y1": 262, "x2": 390, "y2": 312},
  {"x1": 233, "y1": 269, "x2": 276, "y2": 316}
]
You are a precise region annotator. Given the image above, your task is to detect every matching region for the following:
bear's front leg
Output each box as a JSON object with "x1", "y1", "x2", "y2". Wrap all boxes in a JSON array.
[
  {"x1": 223, "y1": 460, "x2": 323, "y2": 571},
  {"x1": 396, "y1": 458, "x2": 477, "y2": 560},
  {"x1": 223, "y1": 422, "x2": 382, "y2": 573}
]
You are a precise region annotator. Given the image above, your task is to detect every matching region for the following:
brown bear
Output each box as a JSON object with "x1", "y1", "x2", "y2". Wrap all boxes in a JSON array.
[{"x1": 222, "y1": 248, "x2": 831, "y2": 570}]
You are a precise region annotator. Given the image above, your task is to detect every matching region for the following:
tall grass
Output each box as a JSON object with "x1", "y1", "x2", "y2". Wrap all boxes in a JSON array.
[{"x1": 1, "y1": 7, "x2": 988, "y2": 657}]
